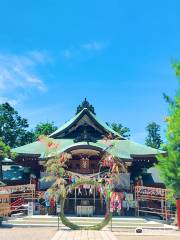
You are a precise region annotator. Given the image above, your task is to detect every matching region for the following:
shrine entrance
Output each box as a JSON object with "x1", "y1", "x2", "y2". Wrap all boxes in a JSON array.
[
  {"x1": 66, "y1": 147, "x2": 103, "y2": 175},
  {"x1": 62, "y1": 145, "x2": 109, "y2": 216},
  {"x1": 64, "y1": 184, "x2": 106, "y2": 216}
]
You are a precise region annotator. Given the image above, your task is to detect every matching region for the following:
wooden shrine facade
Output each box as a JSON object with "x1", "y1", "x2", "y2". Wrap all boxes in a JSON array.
[{"x1": 6, "y1": 99, "x2": 165, "y2": 203}]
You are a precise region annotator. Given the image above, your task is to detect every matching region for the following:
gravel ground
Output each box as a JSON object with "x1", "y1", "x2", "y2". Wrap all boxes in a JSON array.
[{"x1": 0, "y1": 227, "x2": 56, "y2": 240}]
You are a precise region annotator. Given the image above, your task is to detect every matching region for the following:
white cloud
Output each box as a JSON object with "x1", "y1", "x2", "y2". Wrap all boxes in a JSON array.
[
  {"x1": 0, "y1": 97, "x2": 18, "y2": 106},
  {"x1": 28, "y1": 50, "x2": 51, "y2": 64},
  {"x1": 62, "y1": 49, "x2": 74, "y2": 60},
  {"x1": 62, "y1": 41, "x2": 107, "y2": 60},
  {"x1": 0, "y1": 51, "x2": 49, "y2": 92},
  {"x1": 81, "y1": 41, "x2": 105, "y2": 50}
]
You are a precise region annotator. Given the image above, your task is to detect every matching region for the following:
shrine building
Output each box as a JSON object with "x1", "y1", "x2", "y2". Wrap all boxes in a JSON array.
[
  {"x1": 2, "y1": 99, "x2": 165, "y2": 216},
  {"x1": 12, "y1": 99, "x2": 163, "y2": 184}
]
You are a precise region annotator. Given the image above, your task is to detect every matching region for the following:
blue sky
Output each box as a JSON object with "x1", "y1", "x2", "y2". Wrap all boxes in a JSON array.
[{"x1": 0, "y1": 0, "x2": 179, "y2": 143}]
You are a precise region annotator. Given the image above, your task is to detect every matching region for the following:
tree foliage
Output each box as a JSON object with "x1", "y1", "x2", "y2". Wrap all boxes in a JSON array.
[
  {"x1": 106, "y1": 122, "x2": 130, "y2": 138},
  {"x1": 0, "y1": 138, "x2": 15, "y2": 181},
  {"x1": 33, "y1": 122, "x2": 58, "y2": 139},
  {"x1": 0, "y1": 102, "x2": 58, "y2": 148},
  {"x1": 158, "y1": 62, "x2": 180, "y2": 196},
  {"x1": 0, "y1": 103, "x2": 34, "y2": 147},
  {"x1": 145, "y1": 122, "x2": 163, "y2": 149}
]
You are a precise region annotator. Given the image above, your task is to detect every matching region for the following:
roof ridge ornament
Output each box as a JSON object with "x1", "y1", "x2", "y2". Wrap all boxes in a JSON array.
[{"x1": 76, "y1": 98, "x2": 96, "y2": 115}]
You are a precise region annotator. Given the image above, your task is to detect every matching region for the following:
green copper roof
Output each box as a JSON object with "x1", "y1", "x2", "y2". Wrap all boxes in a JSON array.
[
  {"x1": 50, "y1": 108, "x2": 123, "y2": 139},
  {"x1": 12, "y1": 107, "x2": 165, "y2": 161},
  {"x1": 13, "y1": 139, "x2": 164, "y2": 160},
  {"x1": 109, "y1": 140, "x2": 164, "y2": 157}
]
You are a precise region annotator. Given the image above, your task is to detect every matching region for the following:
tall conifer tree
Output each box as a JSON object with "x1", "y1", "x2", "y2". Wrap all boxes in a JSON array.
[
  {"x1": 145, "y1": 122, "x2": 163, "y2": 149},
  {"x1": 158, "y1": 62, "x2": 180, "y2": 197}
]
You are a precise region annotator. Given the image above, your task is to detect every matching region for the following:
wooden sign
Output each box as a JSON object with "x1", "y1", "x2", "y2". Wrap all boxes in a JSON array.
[
  {"x1": 80, "y1": 158, "x2": 89, "y2": 169},
  {"x1": 56, "y1": 205, "x2": 61, "y2": 213}
]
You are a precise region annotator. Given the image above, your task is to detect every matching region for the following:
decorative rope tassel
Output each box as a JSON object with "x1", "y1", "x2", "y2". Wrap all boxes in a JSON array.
[
  {"x1": 78, "y1": 187, "x2": 82, "y2": 196},
  {"x1": 89, "y1": 186, "x2": 93, "y2": 196}
]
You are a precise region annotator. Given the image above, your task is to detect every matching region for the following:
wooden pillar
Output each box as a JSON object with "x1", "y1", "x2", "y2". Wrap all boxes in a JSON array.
[
  {"x1": 94, "y1": 186, "x2": 95, "y2": 213},
  {"x1": 164, "y1": 190, "x2": 167, "y2": 222},
  {"x1": 75, "y1": 187, "x2": 77, "y2": 214},
  {"x1": 136, "y1": 186, "x2": 140, "y2": 217},
  {"x1": 160, "y1": 189, "x2": 165, "y2": 221}
]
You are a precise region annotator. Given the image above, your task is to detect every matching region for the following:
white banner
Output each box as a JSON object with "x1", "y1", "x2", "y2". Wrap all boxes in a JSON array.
[{"x1": 28, "y1": 202, "x2": 34, "y2": 216}]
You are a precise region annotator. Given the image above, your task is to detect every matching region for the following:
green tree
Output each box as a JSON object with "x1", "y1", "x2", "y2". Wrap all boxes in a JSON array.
[
  {"x1": 0, "y1": 138, "x2": 15, "y2": 182},
  {"x1": 0, "y1": 102, "x2": 34, "y2": 147},
  {"x1": 33, "y1": 122, "x2": 58, "y2": 138},
  {"x1": 106, "y1": 122, "x2": 130, "y2": 138},
  {"x1": 145, "y1": 122, "x2": 163, "y2": 149},
  {"x1": 158, "y1": 62, "x2": 180, "y2": 197}
]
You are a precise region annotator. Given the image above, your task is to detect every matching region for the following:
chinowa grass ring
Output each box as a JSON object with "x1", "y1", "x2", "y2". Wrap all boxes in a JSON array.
[{"x1": 60, "y1": 179, "x2": 112, "y2": 230}]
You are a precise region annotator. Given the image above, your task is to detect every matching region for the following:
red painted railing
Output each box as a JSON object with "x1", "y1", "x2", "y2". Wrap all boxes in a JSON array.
[{"x1": 10, "y1": 198, "x2": 24, "y2": 211}]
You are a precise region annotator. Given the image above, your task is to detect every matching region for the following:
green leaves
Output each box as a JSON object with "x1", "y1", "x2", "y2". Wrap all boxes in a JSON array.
[
  {"x1": 0, "y1": 138, "x2": 15, "y2": 159},
  {"x1": 106, "y1": 122, "x2": 130, "y2": 138},
  {"x1": 0, "y1": 102, "x2": 58, "y2": 148},
  {"x1": 145, "y1": 122, "x2": 163, "y2": 149},
  {"x1": 33, "y1": 122, "x2": 58, "y2": 139},
  {"x1": 0, "y1": 138, "x2": 15, "y2": 181},
  {"x1": 157, "y1": 62, "x2": 180, "y2": 197},
  {"x1": 0, "y1": 102, "x2": 34, "y2": 147}
]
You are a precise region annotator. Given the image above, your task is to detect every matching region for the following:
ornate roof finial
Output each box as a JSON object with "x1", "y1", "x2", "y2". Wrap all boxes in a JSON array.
[{"x1": 76, "y1": 98, "x2": 96, "y2": 115}]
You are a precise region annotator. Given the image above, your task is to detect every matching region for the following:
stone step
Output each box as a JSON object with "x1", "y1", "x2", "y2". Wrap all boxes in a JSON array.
[
  {"x1": 7, "y1": 219, "x2": 150, "y2": 224},
  {"x1": 4, "y1": 222, "x2": 173, "y2": 231},
  {"x1": 22, "y1": 216, "x2": 148, "y2": 223},
  {"x1": 9, "y1": 219, "x2": 149, "y2": 224},
  {"x1": 7, "y1": 219, "x2": 164, "y2": 227},
  {"x1": 4, "y1": 215, "x2": 173, "y2": 231}
]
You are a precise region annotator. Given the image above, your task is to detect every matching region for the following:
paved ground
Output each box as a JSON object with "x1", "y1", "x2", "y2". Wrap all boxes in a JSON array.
[
  {"x1": 0, "y1": 227, "x2": 56, "y2": 240},
  {"x1": 114, "y1": 230, "x2": 180, "y2": 240},
  {"x1": 51, "y1": 229, "x2": 117, "y2": 240},
  {"x1": 115, "y1": 236, "x2": 180, "y2": 240},
  {"x1": 0, "y1": 227, "x2": 180, "y2": 240},
  {"x1": 0, "y1": 228, "x2": 117, "y2": 240}
]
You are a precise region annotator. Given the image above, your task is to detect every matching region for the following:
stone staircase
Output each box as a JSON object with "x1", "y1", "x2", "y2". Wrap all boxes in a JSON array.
[{"x1": 3, "y1": 215, "x2": 175, "y2": 231}]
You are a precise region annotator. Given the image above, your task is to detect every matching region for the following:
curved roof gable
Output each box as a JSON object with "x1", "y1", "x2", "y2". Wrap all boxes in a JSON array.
[{"x1": 50, "y1": 108, "x2": 124, "y2": 139}]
